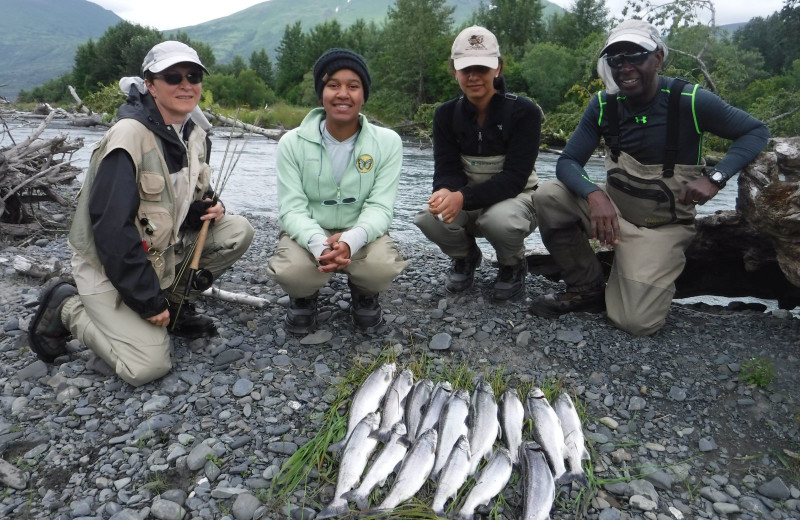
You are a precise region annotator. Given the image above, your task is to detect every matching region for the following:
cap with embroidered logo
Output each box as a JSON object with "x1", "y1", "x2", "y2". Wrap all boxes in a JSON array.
[{"x1": 451, "y1": 26, "x2": 500, "y2": 70}]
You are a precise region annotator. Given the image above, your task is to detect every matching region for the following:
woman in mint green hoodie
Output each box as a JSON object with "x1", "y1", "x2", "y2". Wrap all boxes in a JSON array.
[{"x1": 267, "y1": 49, "x2": 408, "y2": 334}]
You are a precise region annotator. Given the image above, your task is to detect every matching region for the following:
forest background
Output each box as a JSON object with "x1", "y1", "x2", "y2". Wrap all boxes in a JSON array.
[{"x1": 14, "y1": 0, "x2": 800, "y2": 146}]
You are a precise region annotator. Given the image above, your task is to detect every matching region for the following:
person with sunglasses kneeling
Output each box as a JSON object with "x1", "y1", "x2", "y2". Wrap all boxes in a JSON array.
[
  {"x1": 27, "y1": 41, "x2": 255, "y2": 386},
  {"x1": 267, "y1": 48, "x2": 407, "y2": 334},
  {"x1": 528, "y1": 20, "x2": 769, "y2": 336}
]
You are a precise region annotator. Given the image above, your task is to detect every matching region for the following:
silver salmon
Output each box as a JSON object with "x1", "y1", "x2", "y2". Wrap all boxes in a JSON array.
[
  {"x1": 468, "y1": 380, "x2": 500, "y2": 475},
  {"x1": 553, "y1": 392, "x2": 590, "y2": 486},
  {"x1": 431, "y1": 434, "x2": 471, "y2": 517},
  {"x1": 499, "y1": 388, "x2": 524, "y2": 466},
  {"x1": 404, "y1": 378, "x2": 433, "y2": 443},
  {"x1": 343, "y1": 422, "x2": 410, "y2": 510},
  {"x1": 375, "y1": 369, "x2": 414, "y2": 442},
  {"x1": 374, "y1": 428, "x2": 438, "y2": 511},
  {"x1": 329, "y1": 363, "x2": 396, "y2": 454},
  {"x1": 525, "y1": 387, "x2": 568, "y2": 484},
  {"x1": 415, "y1": 380, "x2": 453, "y2": 439},
  {"x1": 431, "y1": 388, "x2": 470, "y2": 480},
  {"x1": 455, "y1": 447, "x2": 513, "y2": 520},
  {"x1": 316, "y1": 412, "x2": 381, "y2": 519},
  {"x1": 520, "y1": 442, "x2": 555, "y2": 520}
]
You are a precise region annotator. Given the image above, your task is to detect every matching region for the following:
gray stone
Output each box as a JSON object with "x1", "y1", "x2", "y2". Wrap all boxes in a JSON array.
[
  {"x1": 160, "y1": 490, "x2": 187, "y2": 506},
  {"x1": 556, "y1": 329, "x2": 583, "y2": 343},
  {"x1": 268, "y1": 441, "x2": 298, "y2": 455},
  {"x1": 699, "y1": 437, "x2": 718, "y2": 452},
  {"x1": 215, "y1": 349, "x2": 244, "y2": 366},
  {"x1": 604, "y1": 482, "x2": 634, "y2": 497},
  {"x1": 262, "y1": 465, "x2": 280, "y2": 480},
  {"x1": 740, "y1": 496, "x2": 770, "y2": 516},
  {"x1": 516, "y1": 330, "x2": 531, "y2": 347},
  {"x1": 232, "y1": 379, "x2": 254, "y2": 397},
  {"x1": 187, "y1": 441, "x2": 217, "y2": 471},
  {"x1": 70, "y1": 499, "x2": 92, "y2": 516},
  {"x1": 273, "y1": 354, "x2": 291, "y2": 366},
  {"x1": 668, "y1": 386, "x2": 687, "y2": 401},
  {"x1": 643, "y1": 469, "x2": 674, "y2": 490},
  {"x1": 143, "y1": 395, "x2": 170, "y2": 413},
  {"x1": 628, "y1": 396, "x2": 647, "y2": 411},
  {"x1": 0, "y1": 457, "x2": 27, "y2": 489},
  {"x1": 3, "y1": 317, "x2": 19, "y2": 331},
  {"x1": 630, "y1": 479, "x2": 658, "y2": 502},
  {"x1": 151, "y1": 498, "x2": 184, "y2": 520},
  {"x1": 629, "y1": 495, "x2": 657, "y2": 511},
  {"x1": 300, "y1": 330, "x2": 333, "y2": 345},
  {"x1": 713, "y1": 502, "x2": 741, "y2": 515},
  {"x1": 17, "y1": 360, "x2": 48, "y2": 381},
  {"x1": 598, "y1": 508, "x2": 622, "y2": 520},
  {"x1": 110, "y1": 510, "x2": 141, "y2": 520},
  {"x1": 428, "y1": 332, "x2": 452, "y2": 351},
  {"x1": 758, "y1": 477, "x2": 791, "y2": 500},
  {"x1": 232, "y1": 493, "x2": 261, "y2": 520}
]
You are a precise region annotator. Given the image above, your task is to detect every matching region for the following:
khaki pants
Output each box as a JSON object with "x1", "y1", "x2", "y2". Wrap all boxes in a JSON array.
[
  {"x1": 62, "y1": 214, "x2": 254, "y2": 386},
  {"x1": 266, "y1": 232, "x2": 408, "y2": 298},
  {"x1": 413, "y1": 190, "x2": 536, "y2": 265},
  {"x1": 534, "y1": 180, "x2": 695, "y2": 336}
]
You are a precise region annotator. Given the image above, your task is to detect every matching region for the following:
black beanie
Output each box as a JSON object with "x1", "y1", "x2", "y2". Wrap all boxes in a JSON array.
[{"x1": 313, "y1": 48, "x2": 371, "y2": 102}]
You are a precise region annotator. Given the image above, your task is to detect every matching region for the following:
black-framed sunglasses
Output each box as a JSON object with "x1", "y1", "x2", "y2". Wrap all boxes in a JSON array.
[
  {"x1": 321, "y1": 197, "x2": 358, "y2": 206},
  {"x1": 152, "y1": 71, "x2": 204, "y2": 85},
  {"x1": 604, "y1": 51, "x2": 652, "y2": 69}
]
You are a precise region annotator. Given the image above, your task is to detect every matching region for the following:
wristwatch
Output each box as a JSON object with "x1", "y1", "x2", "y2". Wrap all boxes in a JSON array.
[{"x1": 705, "y1": 169, "x2": 729, "y2": 189}]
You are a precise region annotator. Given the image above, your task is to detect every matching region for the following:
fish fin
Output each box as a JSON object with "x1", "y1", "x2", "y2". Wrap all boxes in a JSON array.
[
  {"x1": 372, "y1": 428, "x2": 389, "y2": 443},
  {"x1": 342, "y1": 490, "x2": 367, "y2": 511},
  {"x1": 581, "y1": 446, "x2": 591, "y2": 461},
  {"x1": 315, "y1": 498, "x2": 349, "y2": 519},
  {"x1": 327, "y1": 438, "x2": 345, "y2": 455},
  {"x1": 555, "y1": 470, "x2": 576, "y2": 487},
  {"x1": 567, "y1": 470, "x2": 589, "y2": 488},
  {"x1": 397, "y1": 436, "x2": 412, "y2": 449}
]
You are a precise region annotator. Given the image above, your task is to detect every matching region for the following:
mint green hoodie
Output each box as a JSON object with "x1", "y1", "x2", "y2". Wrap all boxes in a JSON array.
[{"x1": 276, "y1": 107, "x2": 403, "y2": 249}]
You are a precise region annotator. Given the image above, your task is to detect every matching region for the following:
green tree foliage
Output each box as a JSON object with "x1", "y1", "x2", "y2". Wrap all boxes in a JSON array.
[
  {"x1": 204, "y1": 69, "x2": 276, "y2": 109},
  {"x1": 372, "y1": 0, "x2": 455, "y2": 119},
  {"x1": 276, "y1": 22, "x2": 308, "y2": 100},
  {"x1": 171, "y1": 30, "x2": 217, "y2": 70},
  {"x1": 250, "y1": 49, "x2": 275, "y2": 88},
  {"x1": 475, "y1": 0, "x2": 545, "y2": 60},
  {"x1": 305, "y1": 20, "x2": 346, "y2": 67},
  {"x1": 547, "y1": 0, "x2": 610, "y2": 47},
  {"x1": 521, "y1": 43, "x2": 580, "y2": 112},
  {"x1": 342, "y1": 19, "x2": 381, "y2": 58},
  {"x1": 215, "y1": 55, "x2": 247, "y2": 76},
  {"x1": 17, "y1": 73, "x2": 73, "y2": 104}
]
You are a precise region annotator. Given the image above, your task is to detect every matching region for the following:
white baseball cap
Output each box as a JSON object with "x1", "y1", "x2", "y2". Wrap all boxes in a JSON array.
[
  {"x1": 599, "y1": 19, "x2": 665, "y2": 56},
  {"x1": 142, "y1": 41, "x2": 209, "y2": 74},
  {"x1": 451, "y1": 26, "x2": 500, "y2": 70}
]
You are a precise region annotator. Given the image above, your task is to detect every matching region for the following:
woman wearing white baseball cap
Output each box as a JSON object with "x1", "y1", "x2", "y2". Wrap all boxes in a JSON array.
[
  {"x1": 28, "y1": 41, "x2": 254, "y2": 386},
  {"x1": 414, "y1": 26, "x2": 542, "y2": 302}
]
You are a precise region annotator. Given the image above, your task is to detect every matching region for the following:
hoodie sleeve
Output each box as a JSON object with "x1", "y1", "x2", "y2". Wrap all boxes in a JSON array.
[
  {"x1": 354, "y1": 129, "x2": 403, "y2": 241},
  {"x1": 89, "y1": 149, "x2": 168, "y2": 318}
]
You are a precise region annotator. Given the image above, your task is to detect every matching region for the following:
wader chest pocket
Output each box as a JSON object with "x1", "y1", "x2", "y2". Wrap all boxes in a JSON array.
[
  {"x1": 139, "y1": 173, "x2": 165, "y2": 202},
  {"x1": 606, "y1": 169, "x2": 676, "y2": 228}
]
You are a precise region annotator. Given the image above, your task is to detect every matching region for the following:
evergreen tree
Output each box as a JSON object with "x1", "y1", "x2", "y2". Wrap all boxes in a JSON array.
[
  {"x1": 250, "y1": 49, "x2": 275, "y2": 88},
  {"x1": 547, "y1": 0, "x2": 609, "y2": 47},
  {"x1": 276, "y1": 22, "x2": 308, "y2": 98},
  {"x1": 475, "y1": 0, "x2": 544, "y2": 60}
]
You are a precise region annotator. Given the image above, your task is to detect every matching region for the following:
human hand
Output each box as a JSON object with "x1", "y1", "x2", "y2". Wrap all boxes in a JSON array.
[
  {"x1": 587, "y1": 190, "x2": 620, "y2": 247},
  {"x1": 427, "y1": 188, "x2": 464, "y2": 223},
  {"x1": 147, "y1": 309, "x2": 170, "y2": 327},
  {"x1": 201, "y1": 198, "x2": 225, "y2": 222},
  {"x1": 317, "y1": 232, "x2": 351, "y2": 272},
  {"x1": 678, "y1": 177, "x2": 719, "y2": 206}
]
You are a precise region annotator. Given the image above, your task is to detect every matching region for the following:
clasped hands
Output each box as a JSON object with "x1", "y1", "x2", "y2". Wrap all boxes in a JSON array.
[
  {"x1": 317, "y1": 232, "x2": 351, "y2": 273},
  {"x1": 587, "y1": 177, "x2": 718, "y2": 247},
  {"x1": 427, "y1": 188, "x2": 464, "y2": 224}
]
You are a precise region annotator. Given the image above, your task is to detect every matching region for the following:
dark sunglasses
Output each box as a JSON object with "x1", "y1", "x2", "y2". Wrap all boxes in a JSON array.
[
  {"x1": 604, "y1": 51, "x2": 652, "y2": 69},
  {"x1": 321, "y1": 197, "x2": 358, "y2": 206},
  {"x1": 152, "y1": 71, "x2": 204, "y2": 85}
]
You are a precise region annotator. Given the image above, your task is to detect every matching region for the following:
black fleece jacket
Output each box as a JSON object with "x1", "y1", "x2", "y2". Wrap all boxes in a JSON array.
[
  {"x1": 432, "y1": 91, "x2": 542, "y2": 210},
  {"x1": 89, "y1": 88, "x2": 211, "y2": 318}
]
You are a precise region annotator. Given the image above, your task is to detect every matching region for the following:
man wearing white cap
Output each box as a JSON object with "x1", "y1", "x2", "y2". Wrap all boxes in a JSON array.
[
  {"x1": 415, "y1": 26, "x2": 542, "y2": 301},
  {"x1": 530, "y1": 20, "x2": 769, "y2": 335},
  {"x1": 28, "y1": 41, "x2": 254, "y2": 385}
]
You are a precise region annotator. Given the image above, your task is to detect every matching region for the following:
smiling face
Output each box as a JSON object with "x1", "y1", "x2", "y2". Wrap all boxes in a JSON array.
[
  {"x1": 321, "y1": 68, "x2": 364, "y2": 137},
  {"x1": 455, "y1": 64, "x2": 500, "y2": 106},
  {"x1": 145, "y1": 63, "x2": 202, "y2": 124},
  {"x1": 607, "y1": 43, "x2": 663, "y2": 105}
]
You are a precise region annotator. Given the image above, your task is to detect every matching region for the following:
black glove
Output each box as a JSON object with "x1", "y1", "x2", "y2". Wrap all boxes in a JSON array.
[{"x1": 182, "y1": 199, "x2": 214, "y2": 231}]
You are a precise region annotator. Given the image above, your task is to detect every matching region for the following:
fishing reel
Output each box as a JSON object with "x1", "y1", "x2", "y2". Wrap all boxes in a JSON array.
[{"x1": 189, "y1": 268, "x2": 214, "y2": 292}]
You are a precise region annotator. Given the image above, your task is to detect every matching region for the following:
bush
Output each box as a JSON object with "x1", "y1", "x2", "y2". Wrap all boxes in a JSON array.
[
  {"x1": 84, "y1": 83, "x2": 126, "y2": 121},
  {"x1": 17, "y1": 73, "x2": 72, "y2": 104}
]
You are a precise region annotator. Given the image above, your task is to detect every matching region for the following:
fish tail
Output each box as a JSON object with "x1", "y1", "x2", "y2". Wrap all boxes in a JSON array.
[
  {"x1": 315, "y1": 498, "x2": 349, "y2": 519},
  {"x1": 327, "y1": 439, "x2": 345, "y2": 455},
  {"x1": 342, "y1": 489, "x2": 368, "y2": 511},
  {"x1": 555, "y1": 470, "x2": 587, "y2": 487}
]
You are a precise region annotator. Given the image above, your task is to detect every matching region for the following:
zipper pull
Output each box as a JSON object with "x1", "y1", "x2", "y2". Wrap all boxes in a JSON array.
[
  {"x1": 478, "y1": 131, "x2": 483, "y2": 154},
  {"x1": 336, "y1": 187, "x2": 341, "y2": 202}
]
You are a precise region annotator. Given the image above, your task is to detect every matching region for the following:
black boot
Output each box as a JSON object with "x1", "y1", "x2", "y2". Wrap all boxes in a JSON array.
[
  {"x1": 349, "y1": 283, "x2": 382, "y2": 332},
  {"x1": 28, "y1": 278, "x2": 78, "y2": 363},
  {"x1": 285, "y1": 295, "x2": 318, "y2": 334},
  {"x1": 445, "y1": 246, "x2": 482, "y2": 293},
  {"x1": 493, "y1": 262, "x2": 527, "y2": 301},
  {"x1": 528, "y1": 284, "x2": 606, "y2": 318},
  {"x1": 168, "y1": 300, "x2": 218, "y2": 339}
]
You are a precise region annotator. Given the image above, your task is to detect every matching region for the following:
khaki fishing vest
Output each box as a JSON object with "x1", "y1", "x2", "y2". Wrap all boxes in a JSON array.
[
  {"x1": 604, "y1": 151, "x2": 705, "y2": 228},
  {"x1": 68, "y1": 118, "x2": 211, "y2": 288},
  {"x1": 459, "y1": 154, "x2": 539, "y2": 191}
]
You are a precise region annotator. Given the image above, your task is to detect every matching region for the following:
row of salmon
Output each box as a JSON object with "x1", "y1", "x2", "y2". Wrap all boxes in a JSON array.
[{"x1": 317, "y1": 363, "x2": 591, "y2": 519}]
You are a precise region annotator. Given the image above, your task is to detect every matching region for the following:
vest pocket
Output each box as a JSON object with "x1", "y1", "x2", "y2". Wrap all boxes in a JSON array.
[
  {"x1": 140, "y1": 173, "x2": 165, "y2": 202},
  {"x1": 136, "y1": 205, "x2": 173, "y2": 255},
  {"x1": 606, "y1": 169, "x2": 677, "y2": 228}
]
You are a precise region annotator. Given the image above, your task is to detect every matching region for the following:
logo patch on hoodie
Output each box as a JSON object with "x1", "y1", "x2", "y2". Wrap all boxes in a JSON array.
[{"x1": 356, "y1": 154, "x2": 374, "y2": 173}]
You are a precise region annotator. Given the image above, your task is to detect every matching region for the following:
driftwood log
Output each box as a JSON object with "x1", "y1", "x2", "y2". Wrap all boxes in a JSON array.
[
  {"x1": 202, "y1": 109, "x2": 285, "y2": 140},
  {"x1": 526, "y1": 137, "x2": 800, "y2": 309}
]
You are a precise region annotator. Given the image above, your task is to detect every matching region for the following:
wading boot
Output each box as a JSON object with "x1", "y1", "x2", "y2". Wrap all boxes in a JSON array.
[
  {"x1": 445, "y1": 246, "x2": 482, "y2": 293},
  {"x1": 528, "y1": 284, "x2": 606, "y2": 318},
  {"x1": 168, "y1": 300, "x2": 218, "y2": 339},
  {"x1": 349, "y1": 283, "x2": 383, "y2": 332},
  {"x1": 285, "y1": 294, "x2": 318, "y2": 334},
  {"x1": 28, "y1": 277, "x2": 78, "y2": 363},
  {"x1": 492, "y1": 262, "x2": 527, "y2": 301}
]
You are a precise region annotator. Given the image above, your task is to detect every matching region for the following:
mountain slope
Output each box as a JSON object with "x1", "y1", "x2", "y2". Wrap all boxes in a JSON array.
[
  {"x1": 173, "y1": 0, "x2": 565, "y2": 63},
  {"x1": 0, "y1": 0, "x2": 121, "y2": 99}
]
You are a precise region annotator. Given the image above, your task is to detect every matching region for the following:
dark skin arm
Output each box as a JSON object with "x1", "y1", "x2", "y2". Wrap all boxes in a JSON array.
[
  {"x1": 427, "y1": 188, "x2": 465, "y2": 223},
  {"x1": 677, "y1": 177, "x2": 719, "y2": 205},
  {"x1": 587, "y1": 190, "x2": 620, "y2": 247}
]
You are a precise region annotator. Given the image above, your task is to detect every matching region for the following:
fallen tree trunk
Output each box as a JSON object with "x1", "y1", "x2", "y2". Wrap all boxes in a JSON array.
[
  {"x1": 201, "y1": 286, "x2": 267, "y2": 308},
  {"x1": 527, "y1": 137, "x2": 800, "y2": 309},
  {"x1": 202, "y1": 109, "x2": 285, "y2": 140}
]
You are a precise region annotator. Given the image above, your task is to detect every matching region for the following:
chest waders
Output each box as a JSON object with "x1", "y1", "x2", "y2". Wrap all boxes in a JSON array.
[{"x1": 603, "y1": 78, "x2": 706, "y2": 228}]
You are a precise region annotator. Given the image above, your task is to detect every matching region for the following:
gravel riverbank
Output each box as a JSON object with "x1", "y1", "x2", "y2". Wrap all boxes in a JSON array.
[{"x1": 0, "y1": 212, "x2": 798, "y2": 520}]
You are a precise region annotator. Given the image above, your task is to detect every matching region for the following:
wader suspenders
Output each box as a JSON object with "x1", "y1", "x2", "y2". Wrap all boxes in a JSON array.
[
  {"x1": 605, "y1": 78, "x2": 690, "y2": 175},
  {"x1": 453, "y1": 92, "x2": 519, "y2": 145}
]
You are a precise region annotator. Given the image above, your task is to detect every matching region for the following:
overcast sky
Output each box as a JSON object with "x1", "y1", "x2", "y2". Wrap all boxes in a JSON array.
[{"x1": 87, "y1": 0, "x2": 786, "y2": 31}]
